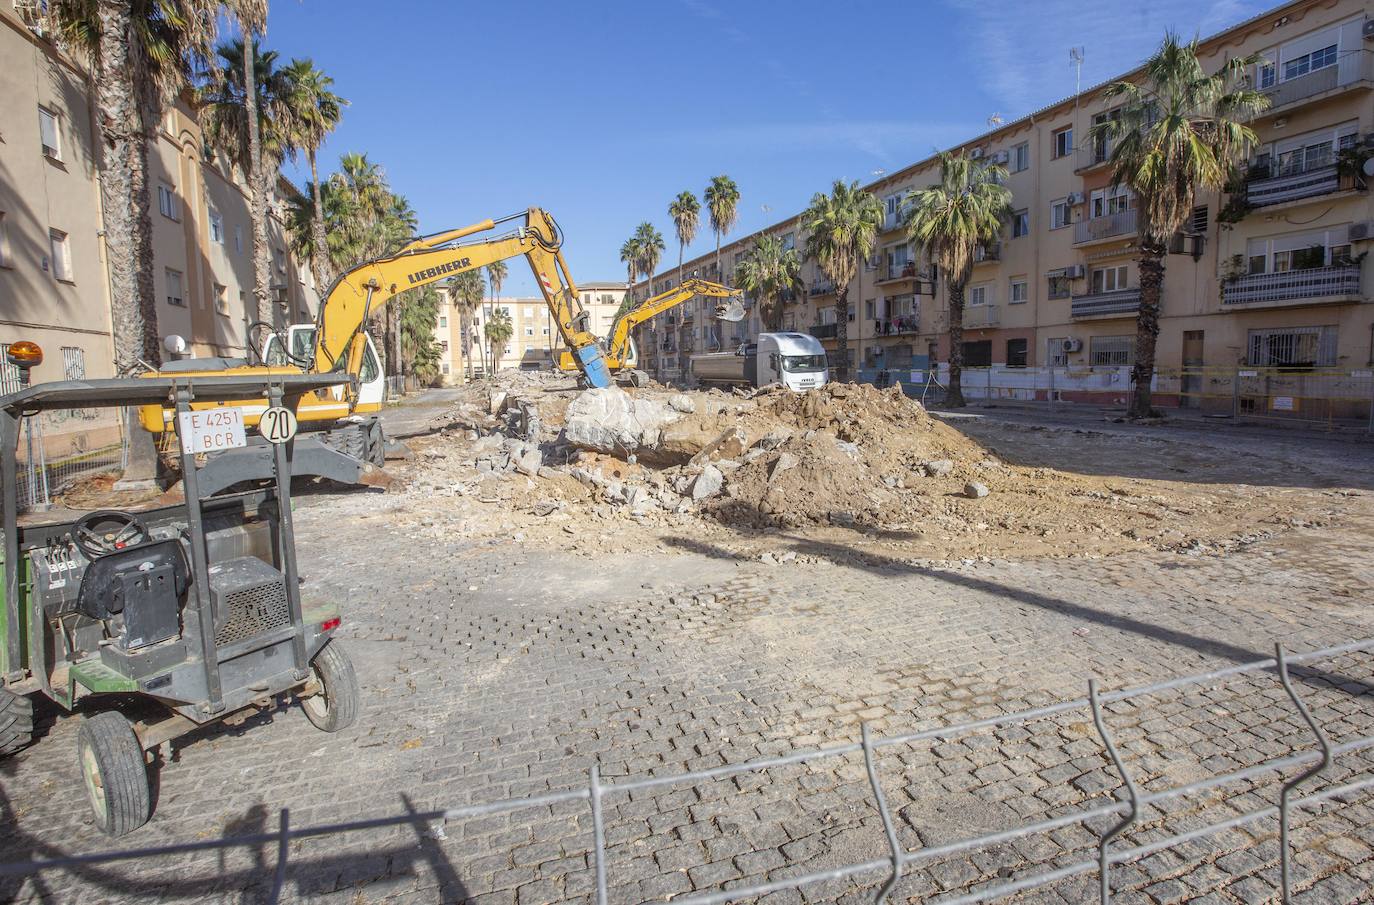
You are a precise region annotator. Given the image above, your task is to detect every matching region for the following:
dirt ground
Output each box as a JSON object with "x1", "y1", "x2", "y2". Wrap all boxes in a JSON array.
[{"x1": 376, "y1": 371, "x2": 1364, "y2": 566}]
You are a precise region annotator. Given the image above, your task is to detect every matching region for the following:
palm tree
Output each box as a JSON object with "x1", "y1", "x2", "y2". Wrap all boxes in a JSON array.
[
  {"x1": 619, "y1": 235, "x2": 644, "y2": 371},
  {"x1": 904, "y1": 153, "x2": 1011, "y2": 407},
  {"x1": 668, "y1": 191, "x2": 700, "y2": 287},
  {"x1": 484, "y1": 307, "x2": 513, "y2": 375},
  {"x1": 800, "y1": 180, "x2": 884, "y2": 383},
  {"x1": 1090, "y1": 33, "x2": 1266, "y2": 417},
  {"x1": 734, "y1": 234, "x2": 803, "y2": 333},
  {"x1": 282, "y1": 58, "x2": 346, "y2": 290},
  {"x1": 53, "y1": 0, "x2": 222, "y2": 373},
  {"x1": 704, "y1": 175, "x2": 740, "y2": 282},
  {"x1": 449, "y1": 270, "x2": 485, "y2": 378},
  {"x1": 633, "y1": 222, "x2": 665, "y2": 300},
  {"x1": 198, "y1": 36, "x2": 296, "y2": 326}
]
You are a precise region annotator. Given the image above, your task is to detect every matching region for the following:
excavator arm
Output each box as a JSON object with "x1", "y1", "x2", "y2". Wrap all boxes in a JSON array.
[
  {"x1": 318, "y1": 207, "x2": 610, "y2": 389},
  {"x1": 557, "y1": 278, "x2": 744, "y2": 373}
]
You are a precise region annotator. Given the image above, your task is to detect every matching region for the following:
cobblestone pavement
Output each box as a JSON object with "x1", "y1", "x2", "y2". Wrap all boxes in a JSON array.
[{"x1": 2, "y1": 413, "x2": 1373, "y2": 904}]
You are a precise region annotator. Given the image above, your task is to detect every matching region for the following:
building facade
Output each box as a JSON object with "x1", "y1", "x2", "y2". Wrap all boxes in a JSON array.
[
  {"x1": 1, "y1": 2, "x2": 320, "y2": 458},
  {"x1": 634, "y1": 0, "x2": 1373, "y2": 406}
]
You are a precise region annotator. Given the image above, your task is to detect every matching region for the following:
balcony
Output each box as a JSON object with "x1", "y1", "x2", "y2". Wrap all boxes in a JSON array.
[
  {"x1": 809, "y1": 323, "x2": 838, "y2": 339},
  {"x1": 873, "y1": 315, "x2": 920, "y2": 336},
  {"x1": 1244, "y1": 162, "x2": 1347, "y2": 208},
  {"x1": 1075, "y1": 141, "x2": 1113, "y2": 172},
  {"x1": 779, "y1": 288, "x2": 800, "y2": 304},
  {"x1": 877, "y1": 262, "x2": 918, "y2": 284},
  {"x1": 1074, "y1": 208, "x2": 1137, "y2": 245},
  {"x1": 973, "y1": 243, "x2": 1001, "y2": 264},
  {"x1": 1071, "y1": 287, "x2": 1141, "y2": 319},
  {"x1": 810, "y1": 279, "x2": 837, "y2": 297},
  {"x1": 1259, "y1": 54, "x2": 1373, "y2": 115},
  {"x1": 680, "y1": 308, "x2": 695, "y2": 322},
  {"x1": 961, "y1": 305, "x2": 999, "y2": 329},
  {"x1": 1222, "y1": 265, "x2": 1362, "y2": 309}
]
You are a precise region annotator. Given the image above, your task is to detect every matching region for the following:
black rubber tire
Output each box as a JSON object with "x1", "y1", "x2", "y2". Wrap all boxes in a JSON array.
[
  {"x1": 301, "y1": 641, "x2": 360, "y2": 732},
  {"x1": 0, "y1": 688, "x2": 34, "y2": 758},
  {"x1": 366, "y1": 421, "x2": 386, "y2": 466},
  {"x1": 77, "y1": 711, "x2": 151, "y2": 837},
  {"x1": 323, "y1": 425, "x2": 366, "y2": 461}
]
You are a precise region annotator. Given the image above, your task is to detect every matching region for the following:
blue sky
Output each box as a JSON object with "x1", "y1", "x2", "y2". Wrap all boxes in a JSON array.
[{"x1": 267, "y1": 0, "x2": 1273, "y2": 296}]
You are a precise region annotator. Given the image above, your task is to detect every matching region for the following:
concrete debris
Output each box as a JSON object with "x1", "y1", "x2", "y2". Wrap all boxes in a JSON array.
[
  {"x1": 561, "y1": 386, "x2": 680, "y2": 457},
  {"x1": 964, "y1": 481, "x2": 990, "y2": 499},
  {"x1": 690, "y1": 427, "x2": 748, "y2": 465},
  {"x1": 690, "y1": 465, "x2": 724, "y2": 501},
  {"x1": 668, "y1": 394, "x2": 696, "y2": 414},
  {"x1": 924, "y1": 460, "x2": 954, "y2": 477}
]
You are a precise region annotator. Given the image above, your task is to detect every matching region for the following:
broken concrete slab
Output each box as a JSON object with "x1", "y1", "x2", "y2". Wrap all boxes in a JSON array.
[
  {"x1": 561, "y1": 386, "x2": 680, "y2": 458},
  {"x1": 690, "y1": 464, "x2": 724, "y2": 501}
]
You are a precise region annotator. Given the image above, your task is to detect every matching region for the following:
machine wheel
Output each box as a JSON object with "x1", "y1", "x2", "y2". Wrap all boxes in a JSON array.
[
  {"x1": 324, "y1": 425, "x2": 366, "y2": 462},
  {"x1": 77, "y1": 711, "x2": 151, "y2": 837},
  {"x1": 301, "y1": 641, "x2": 359, "y2": 732},
  {"x1": 0, "y1": 688, "x2": 34, "y2": 758},
  {"x1": 365, "y1": 421, "x2": 386, "y2": 466}
]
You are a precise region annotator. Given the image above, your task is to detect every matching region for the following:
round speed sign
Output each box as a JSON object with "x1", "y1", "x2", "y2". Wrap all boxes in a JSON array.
[{"x1": 259, "y1": 406, "x2": 298, "y2": 444}]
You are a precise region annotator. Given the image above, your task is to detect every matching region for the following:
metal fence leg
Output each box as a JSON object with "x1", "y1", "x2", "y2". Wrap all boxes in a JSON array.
[
  {"x1": 1275, "y1": 644, "x2": 1334, "y2": 904},
  {"x1": 589, "y1": 764, "x2": 608, "y2": 905},
  {"x1": 861, "y1": 723, "x2": 904, "y2": 903},
  {"x1": 1090, "y1": 679, "x2": 1140, "y2": 905}
]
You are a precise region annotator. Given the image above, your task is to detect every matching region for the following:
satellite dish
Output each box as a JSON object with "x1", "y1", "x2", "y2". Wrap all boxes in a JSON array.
[{"x1": 1363, "y1": 157, "x2": 1374, "y2": 178}]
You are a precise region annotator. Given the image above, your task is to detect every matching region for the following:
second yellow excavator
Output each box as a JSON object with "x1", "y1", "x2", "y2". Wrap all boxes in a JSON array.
[{"x1": 557, "y1": 278, "x2": 746, "y2": 383}]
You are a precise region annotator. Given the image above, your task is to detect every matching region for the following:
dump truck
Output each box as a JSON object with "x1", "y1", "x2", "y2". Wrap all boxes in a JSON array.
[{"x1": 689, "y1": 332, "x2": 830, "y2": 391}]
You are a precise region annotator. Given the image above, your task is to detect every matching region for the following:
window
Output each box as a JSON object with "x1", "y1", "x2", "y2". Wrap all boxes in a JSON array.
[
  {"x1": 1247, "y1": 326, "x2": 1336, "y2": 369},
  {"x1": 438, "y1": 315, "x2": 447, "y2": 328},
  {"x1": 1047, "y1": 337, "x2": 1068, "y2": 367},
  {"x1": 209, "y1": 210, "x2": 224, "y2": 244},
  {"x1": 233, "y1": 225, "x2": 243, "y2": 254},
  {"x1": 1189, "y1": 205, "x2": 1208, "y2": 235},
  {"x1": 157, "y1": 181, "x2": 179, "y2": 220},
  {"x1": 781, "y1": 232, "x2": 795, "y2": 250},
  {"x1": 1053, "y1": 127, "x2": 1073, "y2": 158},
  {"x1": 1051, "y1": 199, "x2": 1071, "y2": 230},
  {"x1": 525, "y1": 326, "x2": 533, "y2": 336},
  {"x1": 1011, "y1": 209, "x2": 1029, "y2": 239},
  {"x1": 165, "y1": 268, "x2": 184, "y2": 306},
  {"x1": 48, "y1": 230, "x2": 72, "y2": 282},
  {"x1": 1006, "y1": 338, "x2": 1028, "y2": 368},
  {"x1": 38, "y1": 106, "x2": 61, "y2": 160},
  {"x1": 61, "y1": 346, "x2": 86, "y2": 380},
  {"x1": 1009, "y1": 279, "x2": 1028, "y2": 304},
  {"x1": 1246, "y1": 227, "x2": 1353, "y2": 274},
  {"x1": 1090, "y1": 335, "x2": 1134, "y2": 366},
  {"x1": 962, "y1": 341, "x2": 993, "y2": 367},
  {"x1": 1090, "y1": 265, "x2": 1129, "y2": 294},
  {"x1": 1257, "y1": 54, "x2": 1276, "y2": 89},
  {"x1": 968, "y1": 285, "x2": 988, "y2": 307},
  {"x1": 524, "y1": 306, "x2": 535, "y2": 319},
  {"x1": 1090, "y1": 109, "x2": 1121, "y2": 163},
  {"x1": 1090, "y1": 185, "x2": 1132, "y2": 218},
  {"x1": 0, "y1": 212, "x2": 11, "y2": 268},
  {"x1": 1282, "y1": 44, "x2": 1336, "y2": 81},
  {"x1": 1012, "y1": 142, "x2": 1030, "y2": 172},
  {"x1": 1260, "y1": 122, "x2": 1359, "y2": 177},
  {"x1": 1048, "y1": 275, "x2": 1070, "y2": 299},
  {"x1": 213, "y1": 283, "x2": 229, "y2": 314},
  {"x1": 442, "y1": 363, "x2": 450, "y2": 375}
]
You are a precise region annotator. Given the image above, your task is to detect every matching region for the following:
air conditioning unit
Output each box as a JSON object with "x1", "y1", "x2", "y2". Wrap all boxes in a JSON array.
[
  {"x1": 1363, "y1": 18, "x2": 1374, "y2": 39},
  {"x1": 1065, "y1": 192, "x2": 1085, "y2": 205},
  {"x1": 1064, "y1": 264, "x2": 1086, "y2": 279},
  {"x1": 969, "y1": 147, "x2": 985, "y2": 160},
  {"x1": 1062, "y1": 337, "x2": 1084, "y2": 353},
  {"x1": 1349, "y1": 220, "x2": 1374, "y2": 241},
  {"x1": 991, "y1": 150, "x2": 1010, "y2": 165}
]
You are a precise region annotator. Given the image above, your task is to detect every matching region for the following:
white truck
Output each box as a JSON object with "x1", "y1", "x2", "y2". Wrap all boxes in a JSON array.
[{"x1": 690, "y1": 332, "x2": 829, "y2": 391}]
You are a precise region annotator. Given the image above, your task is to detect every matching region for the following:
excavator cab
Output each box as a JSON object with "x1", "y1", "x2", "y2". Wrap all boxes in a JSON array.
[{"x1": 261, "y1": 325, "x2": 385, "y2": 411}]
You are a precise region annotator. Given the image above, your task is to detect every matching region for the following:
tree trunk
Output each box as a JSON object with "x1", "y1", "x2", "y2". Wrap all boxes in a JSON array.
[
  {"x1": 243, "y1": 32, "x2": 271, "y2": 328},
  {"x1": 309, "y1": 150, "x2": 330, "y2": 291},
  {"x1": 715, "y1": 232, "x2": 722, "y2": 284},
  {"x1": 1131, "y1": 245, "x2": 1166, "y2": 418},
  {"x1": 677, "y1": 244, "x2": 684, "y2": 289},
  {"x1": 834, "y1": 286, "x2": 850, "y2": 382},
  {"x1": 947, "y1": 283, "x2": 966, "y2": 408},
  {"x1": 459, "y1": 308, "x2": 471, "y2": 380}
]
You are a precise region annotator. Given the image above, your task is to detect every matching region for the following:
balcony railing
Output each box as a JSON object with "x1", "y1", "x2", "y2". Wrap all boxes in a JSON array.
[
  {"x1": 961, "y1": 304, "x2": 999, "y2": 329},
  {"x1": 1074, "y1": 208, "x2": 1137, "y2": 244},
  {"x1": 1075, "y1": 141, "x2": 1113, "y2": 171},
  {"x1": 873, "y1": 316, "x2": 920, "y2": 336},
  {"x1": 779, "y1": 288, "x2": 799, "y2": 304},
  {"x1": 1071, "y1": 287, "x2": 1141, "y2": 319},
  {"x1": 883, "y1": 210, "x2": 905, "y2": 231},
  {"x1": 973, "y1": 243, "x2": 1001, "y2": 263},
  {"x1": 1222, "y1": 265, "x2": 1362, "y2": 307},
  {"x1": 1244, "y1": 162, "x2": 1343, "y2": 207},
  {"x1": 1260, "y1": 54, "x2": 1372, "y2": 111},
  {"x1": 809, "y1": 323, "x2": 838, "y2": 339},
  {"x1": 810, "y1": 279, "x2": 837, "y2": 296},
  {"x1": 879, "y1": 263, "x2": 917, "y2": 282}
]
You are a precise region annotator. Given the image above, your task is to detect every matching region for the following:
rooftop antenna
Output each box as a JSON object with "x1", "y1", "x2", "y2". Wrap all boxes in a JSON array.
[
  {"x1": 987, "y1": 114, "x2": 1004, "y2": 127},
  {"x1": 1070, "y1": 47, "x2": 1085, "y2": 148}
]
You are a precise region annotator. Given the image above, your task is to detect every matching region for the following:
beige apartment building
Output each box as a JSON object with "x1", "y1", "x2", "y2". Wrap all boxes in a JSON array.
[
  {"x1": 635, "y1": 0, "x2": 1373, "y2": 409},
  {"x1": 1, "y1": 2, "x2": 319, "y2": 459}
]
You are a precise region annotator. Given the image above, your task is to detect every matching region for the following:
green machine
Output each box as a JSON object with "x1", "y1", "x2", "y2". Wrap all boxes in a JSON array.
[{"x1": 0, "y1": 343, "x2": 361, "y2": 836}]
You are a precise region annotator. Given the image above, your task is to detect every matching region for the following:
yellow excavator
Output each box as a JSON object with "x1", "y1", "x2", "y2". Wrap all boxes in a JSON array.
[
  {"x1": 138, "y1": 207, "x2": 613, "y2": 495},
  {"x1": 557, "y1": 278, "x2": 745, "y2": 384}
]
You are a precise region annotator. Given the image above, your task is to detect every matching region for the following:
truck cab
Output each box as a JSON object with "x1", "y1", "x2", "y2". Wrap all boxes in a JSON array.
[{"x1": 751, "y1": 332, "x2": 829, "y2": 391}]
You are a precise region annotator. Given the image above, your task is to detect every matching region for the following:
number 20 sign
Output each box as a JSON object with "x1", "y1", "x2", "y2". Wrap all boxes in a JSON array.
[{"x1": 259, "y1": 406, "x2": 298, "y2": 444}]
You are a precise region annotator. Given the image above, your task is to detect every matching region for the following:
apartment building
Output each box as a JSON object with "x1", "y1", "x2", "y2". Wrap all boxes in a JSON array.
[
  {"x1": 634, "y1": 0, "x2": 1373, "y2": 404},
  {"x1": 553, "y1": 281, "x2": 628, "y2": 358},
  {"x1": 458, "y1": 297, "x2": 556, "y2": 373},
  {"x1": 1, "y1": 2, "x2": 319, "y2": 458}
]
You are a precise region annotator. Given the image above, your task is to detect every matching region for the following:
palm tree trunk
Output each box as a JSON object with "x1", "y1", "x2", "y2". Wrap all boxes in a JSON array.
[
  {"x1": 834, "y1": 288, "x2": 850, "y2": 383},
  {"x1": 947, "y1": 283, "x2": 966, "y2": 408},
  {"x1": 715, "y1": 232, "x2": 722, "y2": 284},
  {"x1": 459, "y1": 309, "x2": 470, "y2": 380},
  {"x1": 243, "y1": 31, "x2": 271, "y2": 327},
  {"x1": 309, "y1": 149, "x2": 330, "y2": 290},
  {"x1": 1131, "y1": 246, "x2": 1165, "y2": 418},
  {"x1": 677, "y1": 244, "x2": 684, "y2": 289}
]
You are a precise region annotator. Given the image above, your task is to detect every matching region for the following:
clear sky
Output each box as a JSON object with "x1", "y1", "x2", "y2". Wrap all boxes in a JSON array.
[{"x1": 266, "y1": 0, "x2": 1274, "y2": 296}]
